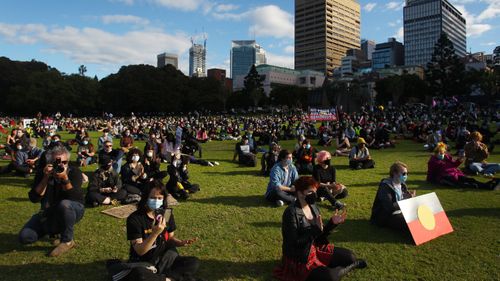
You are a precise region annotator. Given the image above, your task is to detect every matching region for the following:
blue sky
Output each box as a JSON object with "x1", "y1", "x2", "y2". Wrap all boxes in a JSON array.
[{"x1": 0, "y1": 0, "x2": 498, "y2": 79}]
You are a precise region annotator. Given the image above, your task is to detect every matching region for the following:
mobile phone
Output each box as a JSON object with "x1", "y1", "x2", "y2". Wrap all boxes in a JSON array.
[{"x1": 154, "y1": 207, "x2": 172, "y2": 224}]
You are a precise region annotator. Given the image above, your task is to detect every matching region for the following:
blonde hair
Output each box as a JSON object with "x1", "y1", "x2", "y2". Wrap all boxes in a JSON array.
[
  {"x1": 389, "y1": 161, "x2": 408, "y2": 178},
  {"x1": 470, "y1": 131, "x2": 483, "y2": 142},
  {"x1": 434, "y1": 142, "x2": 447, "y2": 154}
]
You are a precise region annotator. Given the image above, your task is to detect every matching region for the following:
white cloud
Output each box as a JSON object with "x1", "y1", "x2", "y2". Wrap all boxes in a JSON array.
[
  {"x1": 215, "y1": 4, "x2": 239, "y2": 13},
  {"x1": 363, "y1": 3, "x2": 377, "y2": 12},
  {"x1": 386, "y1": 1, "x2": 404, "y2": 11},
  {"x1": 468, "y1": 24, "x2": 492, "y2": 37},
  {"x1": 101, "y1": 15, "x2": 150, "y2": 25},
  {"x1": 213, "y1": 5, "x2": 294, "y2": 39},
  {"x1": 477, "y1": 1, "x2": 500, "y2": 22},
  {"x1": 454, "y1": 4, "x2": 493, "y2": 37},
  {"x1": 284, "y1": 45, "x2": 294, "y2": 54},
  {"x1": 266, "y1": 52, "x2": 294, "y2": 69},
  {"x1": 150, "y1": 0, "x2": 206, "y2": 11},
  {"x1": 480, "y1": 42, "x2": 497, "y2": 46},
  {"x1": 0, "y1": 22, "x2": 192, "y2": 72}
]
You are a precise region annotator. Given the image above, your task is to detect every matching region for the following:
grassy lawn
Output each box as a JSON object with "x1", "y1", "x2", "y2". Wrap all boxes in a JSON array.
[{"x1": 0, "y1": 133, "x2": 499, "y2": 281}]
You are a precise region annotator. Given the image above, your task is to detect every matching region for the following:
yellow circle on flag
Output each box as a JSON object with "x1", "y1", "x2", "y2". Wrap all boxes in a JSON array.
[{"x1": 417, "y1": 205, "x2": 436, "y2": 231}]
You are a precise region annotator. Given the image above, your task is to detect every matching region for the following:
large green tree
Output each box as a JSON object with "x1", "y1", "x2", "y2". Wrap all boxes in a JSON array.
[{"x1": 243, "y1": 64, "x2": 265, "y2": 107}]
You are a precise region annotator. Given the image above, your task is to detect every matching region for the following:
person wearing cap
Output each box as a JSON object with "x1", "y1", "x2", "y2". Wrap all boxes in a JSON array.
[
  {"x1": 349, "y1": 138, "x2": 374, "y2": 169},
  {"x1": 313, "y1": 151, "x2": 348, "y2": 210},
  {"x1": 427, "y1": 142, "x2": 498, "y2": 190}
]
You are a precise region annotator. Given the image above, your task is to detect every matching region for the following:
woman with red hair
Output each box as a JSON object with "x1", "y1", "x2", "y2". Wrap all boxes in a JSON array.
[{"x1": 274, "y1": 176, "x2": 366, "y2": 281}]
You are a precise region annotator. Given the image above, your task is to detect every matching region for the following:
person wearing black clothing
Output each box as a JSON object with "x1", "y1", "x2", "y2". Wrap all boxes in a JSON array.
[
  {"x1": 370, "y1": 162, "x2": 415, "y2": 234},
  {"x1": 121, "y1": 148, "x2": 148, "y2": 195},
  {"x1": 233, "y1": 136, "x2": 257, "y2": 167},
  {"x1": 18, "y1": 146, "x2": 85, "y2": 257},
  {"x1": 312, "y1": 151, "x2": 348, "y2": 210},
  {"x1": 99, "y1": 140, "x2": 124, "y2": 174},
  {"x1": 86, "y1": 158, "x2": 127, "y2": 207},
  {"x1": 166, "y1": 153, "x2": 200, "y2": 200},
  {"x1": 273, "y1": 176, "x2": 366, "y2": 281},
  {"x1": 143, "y1": 148, "x2": 168, "y2": 181},
  {"x1": 295, "y1": 139, "x2": 317, "y2": 174},
  {"x1": 125, "y1": 181, "x2": 200, "y2": 281},
  {"x1": 261, "y1": 143, "x2": 281, "y2": 176}
]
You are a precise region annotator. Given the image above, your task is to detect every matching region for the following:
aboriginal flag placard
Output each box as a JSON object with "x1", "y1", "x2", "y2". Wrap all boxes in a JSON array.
[{"x1": 398, "y1": 192, "x2": 454, "y2": 246}]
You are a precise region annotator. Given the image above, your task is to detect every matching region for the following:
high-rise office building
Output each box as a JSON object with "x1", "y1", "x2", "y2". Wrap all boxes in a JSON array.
[
  {"x1": 361, "y1": 39, "x2": 376, "y2": 60},
  {"x1": 230, "y1": 40, "x2": 266, "y2": 78},
  {"x1": 295, "y1": 0, "x2": 361, "y2": 76},
  {"x1": 372, "y1": 38, "x2": 404, "y2": 69},
  {"x1": 404, "y1": 0, "x2": 466, "y2": 66},
  {"x1": 157, "y1": 53, "x2": 178, "y2": 69},
  {"x1": 189, "y1": 39, "x2": 207, "y2": 77}
]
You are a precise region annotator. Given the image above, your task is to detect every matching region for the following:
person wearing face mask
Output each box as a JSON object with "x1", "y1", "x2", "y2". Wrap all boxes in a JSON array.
[
  {"x1": 120, "y1": 129, "x2": 134, "y2": 154},
  {"x1": 370, "y1": 162, "x2": 415, "y2": 234},
  {"x1": 428, "y1": 142, "x2": 498, "y2": 190},
  {"x1": 142, "y1": 148, "x2": 168, "y2": 181},
  {"x1": 348, "y1": 138, "x2": 374, "y2": 170},
  {"x1": 121, "y1": 180, "x2": 200, "y2": 281},
  {"x1": 98, "y1": 129, "x2": 113, "y2": 151},
  {"x1": 273, "y1": 176, "x2": 367, "y2": 281},
  {"x1": 86, "y1": 158, "x2": 127, "y2": 207},
  {"x1": 313, "y1": 151, "x2": 348, "y2": 210},
  {"x1": 295, "y1": 140, "x2": 317, "y2": 175},
  {"x1": 76, "y1": 137, "x2": 95, "y2": 167},
  {"x1": 121, "y1": 149, "x2": 148, "y2": 196},
  {"x1": 265, "y1": 150, "x2": 299, "y2": 207},
  {"x1": 0, "y1": 138, "x2": 43, "y2": 178},
  {"x1": 98, "y1": 140, "x2": 124, "y2": 174},
  {"x1": 261, "y1": 143, "x2": 281, "y2": 177},
  {"x1": 464, "y1": 131, "x2": 500, "y2": 177},
  {"x1": 166, "y1": 153, "x2": 199, "y2": 200}
]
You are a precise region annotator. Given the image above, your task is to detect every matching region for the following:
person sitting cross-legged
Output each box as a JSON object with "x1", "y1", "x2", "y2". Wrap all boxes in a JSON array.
[
  {"x1": 265, "y1": 149, "x2": 299, "y2": 207},
  {"x1": 349, "y1": 137, "x2": 375, "y2": 170},
  {"x1": 86, "y1": 158, "x2": 127, "y2": 207},
  {"x1": 313, "y1": 150, "x2": 348, "y2": 210}
]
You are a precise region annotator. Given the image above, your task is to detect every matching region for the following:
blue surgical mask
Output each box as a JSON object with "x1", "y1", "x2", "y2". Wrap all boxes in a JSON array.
[
  {"x1": 306, "y1": 144, "x2": 311, "y2": 149},
  {"x1": 400, "y1": 174, "x2": 408, "y2": 183},
  {"x1": 437, "y1": 154, "x2": 445, "y2": 160},
  {"x1": 147, "y1": 198, "x2": 163, "y2": 211},
  {"x1": 286, "y1": 159, "x2": 292, "y2": 166}
]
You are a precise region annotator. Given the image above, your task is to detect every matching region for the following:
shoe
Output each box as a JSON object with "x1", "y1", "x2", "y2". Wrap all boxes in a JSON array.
[
  {"x1": 49, "y1": 240, "x2": 75, "y2": 257},
  {"x1": 207, "y1": 162, "x2": 214, "y2": 167},
  {"x1": 484, "y1": 173, "x2": 494, "y2": 178},
  {"x1": 276, "y1": 200, "x2": 284, "y2": 207},
  {"x1": 213, "y1": 161, "x2": 220, "y2": 166},
  {"x1": 338, "y1": 259, "x2": 367, "y2": 277},
  {"x1": 333, "y1": 201, "x2": 345, "y2": 210}
]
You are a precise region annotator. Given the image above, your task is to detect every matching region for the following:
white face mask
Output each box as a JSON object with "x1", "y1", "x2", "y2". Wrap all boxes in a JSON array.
[
  {"x1": 17, "y1": 145, "x2": 23, "y2": 150},
  {"x1": 83, "y1": 141, "x2": 89, "y2": 145},
  {"x1": 146, "y1": 152, "x2": 154, "y2": 158},
  {"x1": 132, "y1": 155, "x2": 140, "y2": 162}
]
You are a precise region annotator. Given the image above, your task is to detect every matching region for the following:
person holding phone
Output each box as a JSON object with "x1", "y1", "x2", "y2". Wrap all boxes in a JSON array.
[
  {"x1": 274, "y1": 176, "x2": 367, "y2": 281},
  {"x1": 19, "y1": 146, "x2": 85, "y2": 257},
  {"x1": 125, "y1": 180, "x2": 200, "y2": 281},
  {"x1": 370, "y1": 162, "x2": 416, "y2": 234}
]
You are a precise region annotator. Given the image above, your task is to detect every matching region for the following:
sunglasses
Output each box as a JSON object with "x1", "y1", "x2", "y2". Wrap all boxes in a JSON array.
[
  {"x1": 105, "y1": 145, "x2": 113, "y2": 148},
  {"x1": 401, "y1": 172, "x2": 408, "y2": 176}
]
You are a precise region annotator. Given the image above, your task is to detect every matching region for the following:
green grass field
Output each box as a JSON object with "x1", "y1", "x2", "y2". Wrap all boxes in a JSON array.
[{"x1": 0, "y1": 133, "x2": 499, "y2": 281}]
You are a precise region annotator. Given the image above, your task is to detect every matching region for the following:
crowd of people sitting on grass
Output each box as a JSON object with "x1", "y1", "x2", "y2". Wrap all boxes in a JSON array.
[{"x1": 0, "y1": 100, "x2": 499, "y2": 281}]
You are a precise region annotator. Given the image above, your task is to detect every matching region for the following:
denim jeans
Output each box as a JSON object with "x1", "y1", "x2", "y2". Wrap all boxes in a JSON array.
[
  {"x1": 266, "y1": 189, "x2": 296, "y2": 204},
  {"x1": 113, "y1": 150, "x2": 125, "y2": 174},
  {"x1": 469, "y1": 163, "x2": 500, "y2": 175},
  {"x1": 19, "y1": 200, "x2": 85, "y2": 244}
]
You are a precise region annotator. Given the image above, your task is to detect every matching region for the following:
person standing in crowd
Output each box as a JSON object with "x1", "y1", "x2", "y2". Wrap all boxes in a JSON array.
[
  {"x1": 273, "y1": 176, "x2": 367, "y2": 281},
  {"x1": 370, "y1": 162, "x2": 415, "y2": 234},
  {"x1": 464, "y1": 131, "x2": 500, "y2": 177},
  {"x1": 349, "y1": 138, "x2": 375, "y2": 170},
  {"x1": 427, "y1": 142, "x2": 499, "y2": 190},
  {"x1": 86, "y1": 158, "x2": 127, "y2": 207},
  {"x1": 125, "y1": 181, "x2": 200, "y2": 281},
  {"x1": 313, "y1": 151, "x2": 348, "y2": 210},
  {"x1": 19, "y1": 146, "x2": 85, "y2": 257},
  {"x1": 265, "y1": 150, "x2": 299, "y2": 207}
]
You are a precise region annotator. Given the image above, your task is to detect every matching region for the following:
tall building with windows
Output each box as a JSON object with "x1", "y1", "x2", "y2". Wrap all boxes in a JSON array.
[
  {"x1": 372, "y1": 38, "x2": 404, "y2": 69},
  {"x1": 295, "y1": 0, "x2": 361, "y2": 76},
  {"x1": 230, "y1": 40, "x2": 266, "y2": 78},
  {"x1": 157, "y1": 53, "x2": 178, "y2": 69},
  {"x1": 189, "y1": 39, "x2": 207, "y2": 77},
  {"x1": 404, "y1": 0, "x2": 466, "y2": 66},
  {"x1": 361, "y1": 39, "x2": 376, "y2": 60}
]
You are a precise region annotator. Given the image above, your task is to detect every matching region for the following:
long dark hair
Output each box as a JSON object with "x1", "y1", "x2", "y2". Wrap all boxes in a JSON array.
[{"x1": 137, "y1": 180, "x2": 168, "y2": 213}]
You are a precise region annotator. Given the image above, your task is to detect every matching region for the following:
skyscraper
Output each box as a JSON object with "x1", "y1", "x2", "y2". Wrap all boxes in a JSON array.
[
  {"x1": 404, "y1": 0, "x2": 466, "y2": 66},
  {"x1": 361, "y1": 39, "x2": 376, "y2": 61},
  {"x1": 372, "y1": 38, "x2": 404, "y2": 69},
  {"x1": 189, "y1": 39, "x2": 207, "y2": 77},
  {"x1": 230, "y1": 40, "x2": 266, "y2": 78},
  {"x1": 295, "y1": 0, "x2": 361, "y2": 76},
  {"x1": 157, "y1": 53, "x2": 178, "y2": 69}
]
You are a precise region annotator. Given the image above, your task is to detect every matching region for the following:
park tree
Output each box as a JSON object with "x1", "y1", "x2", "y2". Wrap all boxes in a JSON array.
[
  {"x1": 243, "y1": 64, "x2": 265, "y2": 107},
  {"x1": 425, "y1": 33, "x2": 465, "y2": 97},
  {"x1": 78, "y1": 65, "x2": 87, "y2": 76}
]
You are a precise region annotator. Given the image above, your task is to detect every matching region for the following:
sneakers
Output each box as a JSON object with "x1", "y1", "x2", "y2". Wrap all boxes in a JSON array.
[
  {"x1": 276, "y1": 200, "x2": 285, "y2": 207},
  {"x1": 207, "y1": 162, "x2": 214, "y2": 167},
  {"x1": 333, "y1": 201, "x2": 346, "y2": 210},
  {"x1": 483, "y1": 173, "x2": 494, "y2": 178},
  {"x1": 49, "y1": 240, "x2": 75, "y2": 257},
  {"x1": 213, "y1": 161, "x2": 220, "y2": 166}
]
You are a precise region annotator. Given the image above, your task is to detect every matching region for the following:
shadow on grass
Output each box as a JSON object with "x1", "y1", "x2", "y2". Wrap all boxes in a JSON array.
[
  {"x1": 0, "y1": 176, "x2": 33, "y2": 188},
  {"x1": 0, "y1": 233, "x2": 53, "y2": 255},
  {"x1": 446, "y1": 207, "x2": 500, "y2": 218},
  {"x1": 349, "y1": 182, "x2": 380, "y2": 188},
  {"x1": 190, "y1": 195, "x2": 266, "y2": 208},
  {"x1": 199, "y1": 258, "x2": 276, "y2": 280},
  {"x1": 0, "y1": 261, "x2": 107, "y2": 281},
  {"x1": 5, "y1": 196, "x2": 30, "y2": 202},
  {"x1": 332, "y1": 219, "x2": 412, "y2": 245},
  {"x1": 202, "y1": 170, "x2": 263, "y2": 177},
  {"x1": 249, "y1": 221, "x2": 281, "y2": 228}
]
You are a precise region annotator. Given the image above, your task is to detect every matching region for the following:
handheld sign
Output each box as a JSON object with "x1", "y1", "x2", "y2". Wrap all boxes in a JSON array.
[{"x1": 398, "y1": 192, "x2": 453, "y2": 246}]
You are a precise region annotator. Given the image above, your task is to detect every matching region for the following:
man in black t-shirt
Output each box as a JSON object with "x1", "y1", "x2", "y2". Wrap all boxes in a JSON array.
[
  {"x1": 98, "y1": 140, "x2": 124, "y2": 174},
  {"x1": 19, "y1": 146, "x2": 85, "y2": 257}
]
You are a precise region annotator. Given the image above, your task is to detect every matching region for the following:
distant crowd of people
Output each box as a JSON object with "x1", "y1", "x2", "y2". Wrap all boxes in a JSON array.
[{"x1": 0, "y1": 101, "x2": 499, "y2": 281}]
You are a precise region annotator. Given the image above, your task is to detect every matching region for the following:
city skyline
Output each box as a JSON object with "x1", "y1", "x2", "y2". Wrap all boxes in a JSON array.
[{"x1": 0, "y1": 0, "x2": 498, "y2": 79}]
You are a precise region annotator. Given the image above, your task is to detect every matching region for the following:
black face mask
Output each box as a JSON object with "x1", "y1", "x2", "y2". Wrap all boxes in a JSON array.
[
  {"x1": 323, "y1": 159, "x2": 331, "y2": 166},
  {"x1": 305, "y1": 192, "x2": 317, "y2": 205}
]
